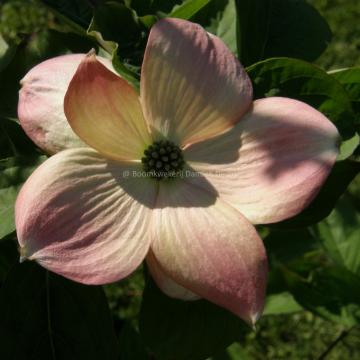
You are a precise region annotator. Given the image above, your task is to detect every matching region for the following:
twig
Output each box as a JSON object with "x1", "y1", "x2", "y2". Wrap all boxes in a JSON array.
[{"x1": 317, "y1": 326, "x2": 355, "y2": 360}]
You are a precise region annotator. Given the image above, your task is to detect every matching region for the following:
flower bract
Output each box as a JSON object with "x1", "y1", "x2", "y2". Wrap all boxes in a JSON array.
[{"x1": 16, "y1": 18, "x2": 339, "y2": 325}]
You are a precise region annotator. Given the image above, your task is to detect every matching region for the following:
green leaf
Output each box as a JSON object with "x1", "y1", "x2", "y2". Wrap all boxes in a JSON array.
[
  {"x1": 263, "y1": 292, "x2": 302, "y2": 315},
  {"x1": 191, "y1": 0, "x2": 237, "y2": 54},
  {"x1": 235, "y1": 0, "x2": 332, "y2": 66},
  {"x1": 0, "y1": 156, "x2": 46, "y2": 239},
  {"x1": 247, "y1": 57, "x2": 355, "y2": 139},
  {"x1": 315, "y1": 195, "x2": 360, "y2": 277},
  {"x1": 169, "y1": 0, "x2": 210, "y2": 20},
  {"x1": 283, "y1": 266, "x2": 360, "y2": 327},
  {"x1": 331, "y1": 67, "x2": 360, "y2": 122},
  {"x1": 139, "y1": 276, "x2": 247, "y2": 360},
  {"x1": 128, "y1": 0, "x2": 182, "y2": 16},
  {"x1": 235, "y1": 0, "x2": 271, "y2": 66},
  {"x1": 88, "y1": 2, "x2": 142, "y2": 89},
  {"x1": 265, "y1": 229, "x2": 317, "y2": 263},
  {"x1": 338, "y1": 133, "x2": 360, "y2": 161},
  {"x1": 272, "y1": 160, "x2": 360, "y2": 228},
  {"x1": 90, "y1": 2, "x2": 142, "y2": 55},
  {"x1": 0, "y1": 262, "x2": 119, "y2": 360},
  {"x1": 215, "y1": 0, "x2": 237, "y2": 53}
]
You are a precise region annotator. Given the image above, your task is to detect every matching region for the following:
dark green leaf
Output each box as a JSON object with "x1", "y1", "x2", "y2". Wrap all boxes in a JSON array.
[
  {"x1": 0, "y1": 262, "x2": 119, "y2": 360},
  {"x1": 283, "y1": 266, "x2": 360, "y2": 327},
  {"x1": 247, "y1": 57, "x2": 355, "y2": 139},
  {"x1": 40, "y1": 0, "x2": 93, "y2": 29},
  {"x1": 272, "y1": 160, "x2": 360, "y2": 228},
  {"x1": 235, "y1": 0, "x2": 332, "y2": 66},
  {"x1": 235, "y1": 0, "x2": 272, "y2": 66},
  {"x1": 139, "y1": 276, "x2": 247, "y2": 360},
  {"x1": 90, "y1": 2, "x2": 142, "y2": 54},
  {"x1": 332, "y1": 67, "x2": 360, "y2": 123},
  {"x1": 315, "y1": 195, "x2": 360, "y2": 276},
  {"x1": 265, "y1": 229, "x2": 317, "y2": 263},
  {"x1": 88, "y1": 2, "x2": 142, "y2": 88}
]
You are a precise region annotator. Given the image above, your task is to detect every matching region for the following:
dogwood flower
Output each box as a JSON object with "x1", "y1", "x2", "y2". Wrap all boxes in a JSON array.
[{"x1": 16, "y1": 18, "x2": 339, "y2": 325}]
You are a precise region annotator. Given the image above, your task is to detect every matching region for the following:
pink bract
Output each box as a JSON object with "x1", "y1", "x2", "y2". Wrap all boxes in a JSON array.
[{"x1": 16, "y1": 18, "x2": 339, "y2": 325}]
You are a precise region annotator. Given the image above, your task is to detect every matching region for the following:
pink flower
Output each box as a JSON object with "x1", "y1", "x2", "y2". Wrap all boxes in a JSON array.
[{"x1": 15, "y1": 18, "x2": 339, "y2": 325}]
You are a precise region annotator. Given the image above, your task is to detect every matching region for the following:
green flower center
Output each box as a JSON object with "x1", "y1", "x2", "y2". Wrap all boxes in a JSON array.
[{"x1": 141, "y1": 140, "x2": 184, "y2": 180}]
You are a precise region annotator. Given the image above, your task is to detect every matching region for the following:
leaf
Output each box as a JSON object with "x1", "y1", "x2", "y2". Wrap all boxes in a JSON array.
[
  {"x1": 40, "y1": 0, "x2": 93, "y2": 29},
  {"x1": 331, "y1": 67, "x2": 360, "y2": 122},
  {"x1": 90, "y1": 2, "x2": 142, "y2": 54},
  {"x1": 0, "y1": 156, "x2": 46, "y2": 239},
  {"x1": 191, "y1": 0, "x2": 237, "y2": 54},
  {"x1": 129, "y1": 0, "x2": 182, "y2": 16},
  {"x1": 234, "y1": 0, "x2": 271, "y2": 66},
  {"x1": 88, "y1": 2, "x2": 142, "y2": 89},
  {"x1": 263, "y1": 292, "x2": 302, "y2": 315},
  {"x1": 315, "y1": 195, "x2": 360, "y2": 277},
  {"x1": 337, "y1": 133, "x2": 360, "y2": 161},
  {"x1": 235, "y1": 0, "x2": 332, "y2": 66},
  {"x1": 247, "y1": 57, "x2": 355, "y2": 139},
  {"x1": 139, "y1": 275, "x2": 247, "y2": 360},
  {"x1": 264, "y1": 229, "x2": 317, "y2": 263},
  {"x1": 215, "y1": 0, "x2": 237, "y2": 53},
  {"x1": 283, "y1": 266, "x2": 360, "y2": 327},
  {"x1": 169, "y1": 0, "x2": 210, "y2": 20},
  {"x1": 272, "y1": 160, "x2": 360, "y2": 228},
  {"x1": 0, "y1": 262, "x2": 119, "y2": 360}
]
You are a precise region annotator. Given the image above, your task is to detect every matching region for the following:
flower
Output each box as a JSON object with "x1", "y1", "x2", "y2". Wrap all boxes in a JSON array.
[{"x1": 16, "y1": 18, "x2": 339, "y2": 325}]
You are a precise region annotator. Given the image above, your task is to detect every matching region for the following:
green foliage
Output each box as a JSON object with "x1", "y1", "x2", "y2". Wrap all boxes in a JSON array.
[
  {"x1": 169, "y1": 0, "x2": 211, "y2": 19},
  {"x1": 332, "y1": 67, "x2": 360, "y2": 122},
  {"x1": 316, "y1": 195, "x2": 360, "y2": 276},
  {"x1": 311, "y1": 0, "x2": 360, "y2": 70},
  {"x1": 0, "y1": 0, "x2": 52, "y2": 42},
  {"x1": 247, "y1": 57, "x2": 355, "y2": 139},
  {"x1": 211, "y1": 313, "x2": 360, "y2": 359},
  {"x1": 235, "y1": 0, "x2": 332, "y2": 66}
]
